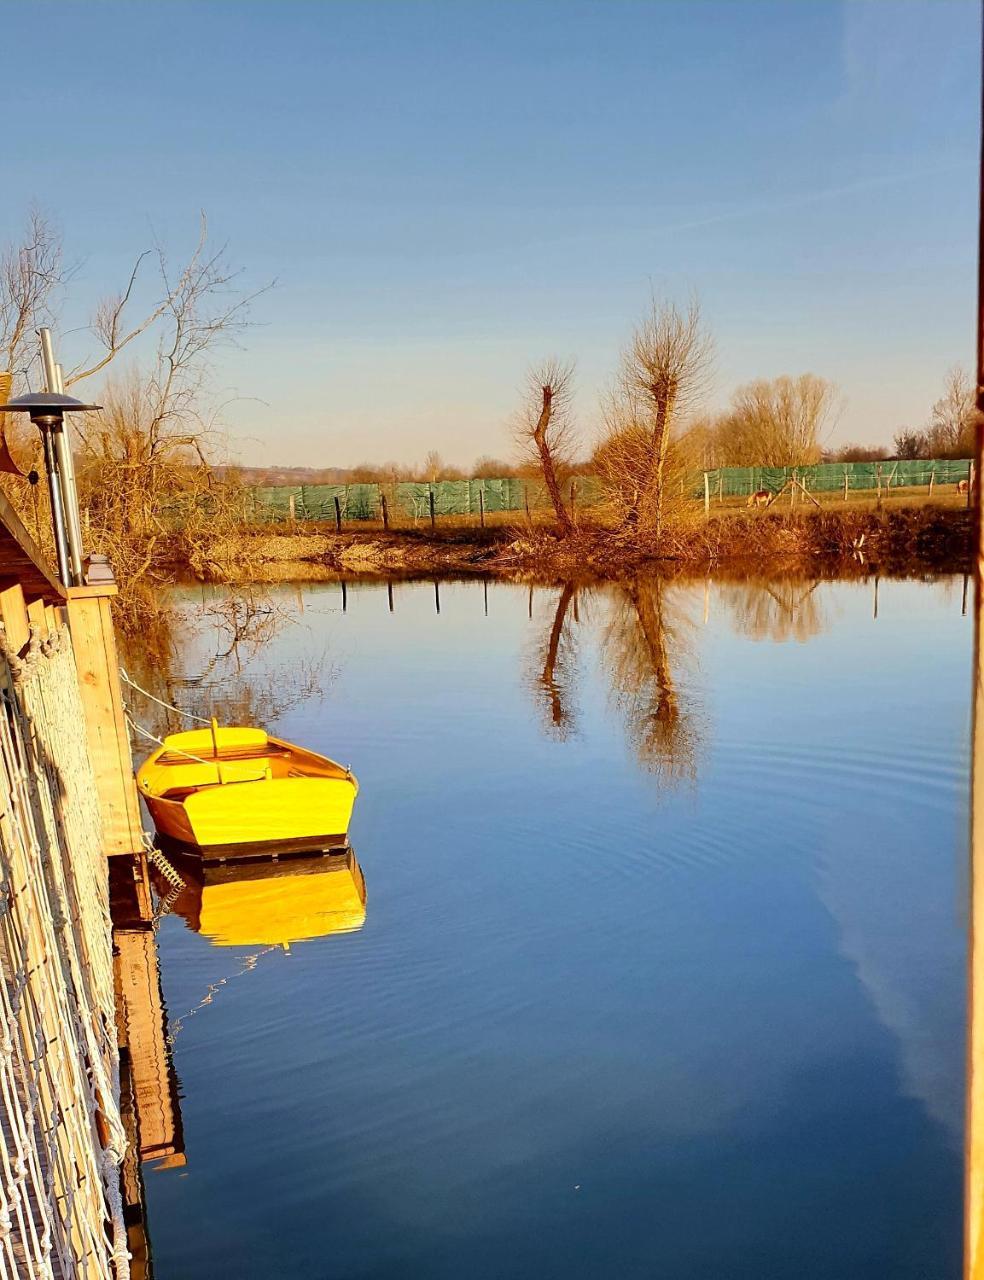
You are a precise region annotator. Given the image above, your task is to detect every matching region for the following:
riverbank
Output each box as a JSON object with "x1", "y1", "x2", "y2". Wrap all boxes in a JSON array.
[{"x1": 180, "y1": 503, "x2": 971, "y2": 584}]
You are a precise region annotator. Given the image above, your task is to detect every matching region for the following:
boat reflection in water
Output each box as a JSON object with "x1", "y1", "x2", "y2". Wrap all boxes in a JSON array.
[{"x1": 155, "y1": 847, "x2": 367, "y2": 950}]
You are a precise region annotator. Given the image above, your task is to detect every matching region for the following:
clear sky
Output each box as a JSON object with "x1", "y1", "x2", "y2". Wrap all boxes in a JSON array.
[{"x1": 2, "y1": 0, "x2": 979, "y2": 468}]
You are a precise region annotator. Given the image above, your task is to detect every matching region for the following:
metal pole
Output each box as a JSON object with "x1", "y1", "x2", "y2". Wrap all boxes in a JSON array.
[
  {"x1": 38, "y1": 331, "x2": 84, "y2": 584},
  {"x1": 38, "y1": 421, "x2": 71, "y2": 586},
  {"x1": 53, "y1": 361, "x2": 85, "y2": 585}
]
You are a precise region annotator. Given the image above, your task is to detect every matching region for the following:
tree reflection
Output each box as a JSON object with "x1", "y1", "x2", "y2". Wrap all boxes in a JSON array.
[
  {"x1": 529, "y1": 582, "x2": 580, "y2": 739},
  {"x1": 717, "y1": 578, "x2": 825, "y2": 643},
  {"x1": 602, "y1": 579, "x2": 701, "y2": 786},
  {"x1": 119, "y1": 585, "x2": 332, "y2": 740},
  {"x1": 528, "y1": 576, "x2": 702, "y2": 788}
]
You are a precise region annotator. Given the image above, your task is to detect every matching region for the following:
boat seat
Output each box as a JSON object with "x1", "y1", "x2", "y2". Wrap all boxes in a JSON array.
[{"x1": 149, "y1": 758, "x2": 272, "y2": 794}]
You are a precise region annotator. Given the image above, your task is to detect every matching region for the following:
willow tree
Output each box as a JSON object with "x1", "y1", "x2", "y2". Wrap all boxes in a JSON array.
[
  {"x1": 608, "y1": 296, "x2": 712, "y2": 539},
  {"x1": 515, "y1": 358, "x2": 577, "y2": 536}
]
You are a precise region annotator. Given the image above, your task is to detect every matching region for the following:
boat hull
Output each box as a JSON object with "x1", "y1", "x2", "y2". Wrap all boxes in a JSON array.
[
  {"x1": 137, "y1": 729, "x2": 358, "y2": 855},
  {"x1": 144, "y1": 775, "x2": 357, "y2": 852}
]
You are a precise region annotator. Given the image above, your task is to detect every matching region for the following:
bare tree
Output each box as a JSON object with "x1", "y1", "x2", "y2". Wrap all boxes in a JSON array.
[
  {"x1": 712, "y1": 374, "x2": 839, "y2": 467},
  {"x1": 614, "y1": 296, "x2": 712, "y2": 537},
  {"x1": 515, "y1": 358, "x2": 577, "y2": 535},
  {"x1": 926, "y1": 365, "x2": 975, "y2": 457},
  {"x1": 0, "y1": 208, "x2": 66, "y2": 381}
]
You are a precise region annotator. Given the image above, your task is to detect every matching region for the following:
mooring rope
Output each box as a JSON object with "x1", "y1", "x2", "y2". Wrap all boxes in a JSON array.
[
  {"x1": 118, "y1": 668, "x2": 211, "y2": 725},
  {"x1": 124, "y1": 712, "x2": 221, "y2": 771}
]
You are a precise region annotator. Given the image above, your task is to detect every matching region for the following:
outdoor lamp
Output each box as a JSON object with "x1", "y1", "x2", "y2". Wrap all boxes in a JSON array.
[{"x1": 0, "y1": 390, "x2": 102, "y2": 588}]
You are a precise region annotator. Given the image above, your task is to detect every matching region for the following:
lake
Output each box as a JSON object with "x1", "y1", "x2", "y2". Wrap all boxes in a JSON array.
[{"x1": 121, "y1": 574, "x2": 970, "y2": 1279}]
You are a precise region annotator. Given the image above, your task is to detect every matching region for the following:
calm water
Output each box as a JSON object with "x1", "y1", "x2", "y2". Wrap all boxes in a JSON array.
[{"x1": 127, "y1": 575, "x2": 969, "y2": 1279}]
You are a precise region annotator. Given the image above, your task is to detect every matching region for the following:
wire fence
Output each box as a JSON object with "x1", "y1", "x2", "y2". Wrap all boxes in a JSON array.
[{"x1": 233, "y1": 459, "x2": 972, "y2": 524}]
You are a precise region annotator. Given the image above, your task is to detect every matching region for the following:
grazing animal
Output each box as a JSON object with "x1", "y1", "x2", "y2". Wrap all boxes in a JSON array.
[
  {"x1": 747, "y1": 489, "x2": 771, "y2": 507},
  {"x1": 958, "y1": 479, "x2": 970, "y2": 494}
]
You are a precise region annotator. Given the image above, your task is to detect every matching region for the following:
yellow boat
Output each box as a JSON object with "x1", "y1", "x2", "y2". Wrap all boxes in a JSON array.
[
  {"x1": 157, "y1": 848, "x2": 367, "y2": 948},
  {"x1": 136, "y1": 722, "x2": 358, "y2": 856}
]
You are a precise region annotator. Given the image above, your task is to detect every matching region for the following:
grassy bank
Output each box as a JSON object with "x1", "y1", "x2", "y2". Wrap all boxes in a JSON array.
[{"x1": 178, "y1": 502, "x2": 971, "y2": 584}]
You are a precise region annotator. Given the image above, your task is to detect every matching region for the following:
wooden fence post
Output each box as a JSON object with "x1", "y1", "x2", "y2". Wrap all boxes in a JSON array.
[
  {"x1": 429, "y1": 488, "x2": 436, "y2": 531},
  {"x1": 970, "y1": 463, "x2": 976, "y2": 509},
  {"x1": 524, "y1": 486, "x2": 530, "y2": 519},
  {"x1": 929, "y1": 468, "x2": 936, "y2": 498},
  {"x1": 479, "y1": 489, "x2": 485, "y2": 528},
  {"x1": 844, "y1": 469, "x2": 849, "y2": 502},
  {"x1": 288, "y1": 494, "x2": 296, "y2": 522},
  {"x1": 703, "y1": 472, "x2": 710, "y2": 516},
  {"x1": 334, "y1": 496, "x2": 342, "y2": 533},
  {"x1": 381, "y1": 493, "x2": 389, "y2": 532},
  {"x1": 718, "y1": 473, "x2": 723, "y2": 505},
  {"x1": 570, "y1": 479, "x2": 576, "y2": 516}
]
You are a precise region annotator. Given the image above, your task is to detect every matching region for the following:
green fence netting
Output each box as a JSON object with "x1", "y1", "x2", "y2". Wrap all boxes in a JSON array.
[
  {"x1": 696, "y1": 458, "x2": 970, "y2": 499},
  {"x1": 242, "y1": 460, "x2": 969, "y2": 522}
]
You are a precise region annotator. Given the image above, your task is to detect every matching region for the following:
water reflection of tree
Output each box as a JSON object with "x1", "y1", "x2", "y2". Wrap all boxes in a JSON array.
[
  {"x1": 119, "y1": 586, "x2": 331, "y2": 740},
  {"x1": 529, "y1": 583, "x2": 580, "y2": 740},
  {"x1": 602, "y1": 579, "x2": 701, "y2": 786},
  {"x1": 528, "y1": 576, "x2": 702, "y2": 787},
  {"x1": 717, "y1": 579, "x2": 825, "y2": 644}
]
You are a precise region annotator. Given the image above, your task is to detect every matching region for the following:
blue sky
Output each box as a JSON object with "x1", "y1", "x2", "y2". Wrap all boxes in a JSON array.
[{"x1": 2, "y1": 0, "x2": 979, "y2": 467}]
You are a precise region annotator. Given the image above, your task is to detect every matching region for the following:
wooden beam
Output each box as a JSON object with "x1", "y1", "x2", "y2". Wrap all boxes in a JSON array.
[
  {"x1": 67, "y1": 586, "x2": 143, "y2": 856},
  {"x1": 0, "y1": 486, "x2": 63, "y2": 603},
  {"x1": 0, "y1": 584, "x2": 29, "y2": 655}
]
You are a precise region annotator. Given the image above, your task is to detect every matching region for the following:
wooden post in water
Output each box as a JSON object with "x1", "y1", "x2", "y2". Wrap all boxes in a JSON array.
[
  {"x1": 483, "y1": 578, "x2": 488, "y2": 617},
  {"x1": 387, "y1": 581, "x2": 394, "y2": 613},
  {"x1": 341, "y1": 580, "x2": 347, "y2": 612},
  {"x1": 434, "y1": 580, "x2": 440, "y2": 615},
  {"x1": 334, "y1": 496, "x2": 342, "y2": 533},
  {"x1": 429, "y1": 487, "x2": 436, "y2": 531},
  {"x1": 479, "y1": 489, "x2": 485, "y2": 528},
  {"x1": 381, "y1": 493, "x2": 389, "y2": 532},
  {"x1": 703, "y1": 472, "x2": 710, "y2": 517}
]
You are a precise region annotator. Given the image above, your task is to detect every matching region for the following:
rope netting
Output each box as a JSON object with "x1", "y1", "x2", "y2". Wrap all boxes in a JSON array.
[{"x1": 0, "y1": 625, "x2": 129, "y2": 1279}]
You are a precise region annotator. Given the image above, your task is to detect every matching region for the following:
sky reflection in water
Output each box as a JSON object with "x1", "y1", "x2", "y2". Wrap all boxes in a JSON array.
[{"x1": 128, "y1": 575, "x2": 968, "y2": 1280}]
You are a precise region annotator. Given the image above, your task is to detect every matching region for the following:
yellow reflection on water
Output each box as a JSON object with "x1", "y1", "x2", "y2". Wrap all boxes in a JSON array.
[{"x1": 163, "y1": 849, "x2": 367, "y2": 948}]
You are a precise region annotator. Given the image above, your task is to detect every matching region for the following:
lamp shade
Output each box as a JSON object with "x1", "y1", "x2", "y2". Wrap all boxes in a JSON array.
[{"x1": 0, "y1": 392, "x2": 101, "y2": 414}]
